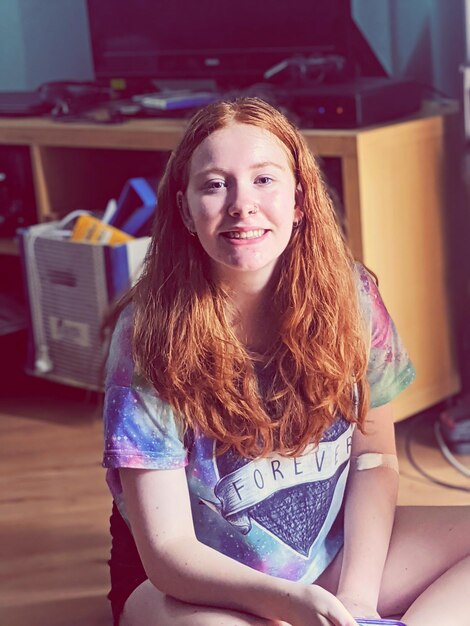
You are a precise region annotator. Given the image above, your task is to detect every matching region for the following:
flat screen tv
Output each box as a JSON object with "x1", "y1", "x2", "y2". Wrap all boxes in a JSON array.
[{"x1": 85, "y1": 0, "x2": 361, "y2": 88}]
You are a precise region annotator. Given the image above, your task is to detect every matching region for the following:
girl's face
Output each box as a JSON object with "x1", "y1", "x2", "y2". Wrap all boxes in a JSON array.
[{"x1": 180, "y1": 123, "x2": 302, "y2": 288}]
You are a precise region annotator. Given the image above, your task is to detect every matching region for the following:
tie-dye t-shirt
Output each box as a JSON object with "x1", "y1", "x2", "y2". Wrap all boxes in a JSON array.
[{"x1": 102, "y1": 264, "x2": 415, "y2": 583}]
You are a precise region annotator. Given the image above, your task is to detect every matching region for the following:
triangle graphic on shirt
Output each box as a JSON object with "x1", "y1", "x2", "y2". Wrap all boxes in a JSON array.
[
  {"x1": 214, "y1": 418, "x2": 350, "y2": 556},
  {"x1": 249, "y1": 472, "x2": 342, "y2": 556}
]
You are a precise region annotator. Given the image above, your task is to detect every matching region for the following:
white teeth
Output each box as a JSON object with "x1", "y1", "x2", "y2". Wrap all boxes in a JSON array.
[{"x1": 226, "y1": 229, "x2": 265, "y2": 239}]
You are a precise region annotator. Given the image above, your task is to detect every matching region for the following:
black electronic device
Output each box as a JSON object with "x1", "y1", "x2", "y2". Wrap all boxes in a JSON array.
[
  {"x1": 85, "y1": 0, "x2": 383, "y2": 90},
  {"x1": 84, "y1": 1, "x2": 423, "y2": 130},
  {"x1": 38, "y1": 81, "x2": 114, "y2": 118},
  {"x1": 0, "y1": 82, "x2": 114, "y2": 120},
  {"x1": 0, "y1": 91, "x2": 53, "y2": 117},
  {"x1": 272, "y1": 77, "x2": 423, "y2": 128}
]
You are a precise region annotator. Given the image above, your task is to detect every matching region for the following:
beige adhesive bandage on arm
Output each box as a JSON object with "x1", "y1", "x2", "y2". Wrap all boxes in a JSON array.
[{"x1": 353, "y1": 453, "x2": 399, "y2": 474}]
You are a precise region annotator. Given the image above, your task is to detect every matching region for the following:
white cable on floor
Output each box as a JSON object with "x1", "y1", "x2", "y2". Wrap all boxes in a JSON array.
[{"x1": 434, "y1": 420, "x2": 470, "y2": 478}]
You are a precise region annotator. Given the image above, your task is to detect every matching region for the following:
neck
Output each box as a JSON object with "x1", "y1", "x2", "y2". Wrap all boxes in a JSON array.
[
  {"x1": 228, "y1": 284, "x2": 277, "y2": 354},
  {"x1": 212, "y1": 265, "x2": 281, "y2": 353}
]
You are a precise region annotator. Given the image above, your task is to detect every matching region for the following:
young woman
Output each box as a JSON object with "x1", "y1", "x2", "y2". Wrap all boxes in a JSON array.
[{"x1": 103, "y1": 97, "x2": 470, "y2": 626}]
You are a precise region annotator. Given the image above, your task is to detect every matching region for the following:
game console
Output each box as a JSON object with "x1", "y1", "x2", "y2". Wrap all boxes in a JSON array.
[{"x1": 273, "y1": 77, "x2": 423, "y2": 128}]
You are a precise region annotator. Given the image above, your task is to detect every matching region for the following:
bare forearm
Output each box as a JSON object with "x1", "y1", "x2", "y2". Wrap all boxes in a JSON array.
[
  {"x1": 337, "y1": 467, "x2": 398, "y2": 606},
  {"x1": 142, "y1": 534, "x2": 354, "y2": 626},
  {"x1": 119, "y1": 468, "x2": 356, "y2": 626},
  {"x1": 145, "y1": 536, "x2": 295, "y2": 619}
]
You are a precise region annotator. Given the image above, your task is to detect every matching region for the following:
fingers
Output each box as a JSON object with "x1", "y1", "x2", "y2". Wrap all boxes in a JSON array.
[
  {"x1": 314, "y1": 587, "x2": 357, "y2": 626},
  {"x1": 294, "y1": 584, "x2": 357, "y2": 626}
]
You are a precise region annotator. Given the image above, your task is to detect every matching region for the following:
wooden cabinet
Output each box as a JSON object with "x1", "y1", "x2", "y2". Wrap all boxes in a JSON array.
[
  {"x1": 0, "y1": 108, "x2": 461, "y2": 419},
  {"x1": 303, "y1": 113, "x2": 461, "y2": 420}
]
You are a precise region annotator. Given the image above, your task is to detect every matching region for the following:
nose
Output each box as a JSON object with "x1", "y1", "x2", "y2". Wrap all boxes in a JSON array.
[{"x1": 227, "y1": 184, "x2": 258, "y2": 218}]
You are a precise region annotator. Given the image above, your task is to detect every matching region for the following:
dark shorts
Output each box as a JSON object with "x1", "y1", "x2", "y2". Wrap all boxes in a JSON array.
[{"x1": 108, "y1": 503, "x2": 148, "y2": 626}]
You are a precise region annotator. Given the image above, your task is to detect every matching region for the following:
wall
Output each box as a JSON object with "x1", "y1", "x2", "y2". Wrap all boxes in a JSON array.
[
  {"x1": 0, "y1": 2, "x2": 27, "y2": 91},
  {"x1": 352, "y1": 0, "x2": 467, "y2": 100},
  {"x1": 0, "y1": 0, "x2": 93, "y2": 92}
]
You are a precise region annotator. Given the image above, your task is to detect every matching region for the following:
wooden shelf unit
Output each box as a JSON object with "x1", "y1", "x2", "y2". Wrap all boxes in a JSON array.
[{"x1": 0, "y1": 110, "x2": 461, "y2": 420}]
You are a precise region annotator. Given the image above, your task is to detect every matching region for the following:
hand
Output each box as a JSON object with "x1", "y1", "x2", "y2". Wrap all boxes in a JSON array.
[
  {"x1": 336, "y1": 593, "x2": 380, "y2": 621},
  {"x1": 286, "y1": 584, "x2": 359, "y2": 626}
]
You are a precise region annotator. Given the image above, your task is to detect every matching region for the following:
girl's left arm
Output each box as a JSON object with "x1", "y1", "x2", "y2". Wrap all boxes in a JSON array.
[{"x1": 336, "y1": 402, "x2": 399, "y2": 618}]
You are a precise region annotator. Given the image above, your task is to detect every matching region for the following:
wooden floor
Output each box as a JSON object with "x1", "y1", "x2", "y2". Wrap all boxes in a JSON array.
[{"x1": 1, "y1": 368, "x2": 469, "y2": 626}]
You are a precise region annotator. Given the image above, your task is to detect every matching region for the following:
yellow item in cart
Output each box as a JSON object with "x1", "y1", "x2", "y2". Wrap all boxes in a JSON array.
[{"x1": 71, "y1": 214, "x2": 134, "y2": 245}]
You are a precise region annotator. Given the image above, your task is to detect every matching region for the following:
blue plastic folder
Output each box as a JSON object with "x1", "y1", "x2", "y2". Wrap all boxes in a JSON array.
[{"x1": 109, "y1": 177, "x2": 157, "y2": 237}]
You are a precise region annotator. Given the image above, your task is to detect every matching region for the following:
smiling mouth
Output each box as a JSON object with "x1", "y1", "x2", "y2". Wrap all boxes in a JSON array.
[{"x1": 222, "y1": 229, "x2": 266, "y2": 240}]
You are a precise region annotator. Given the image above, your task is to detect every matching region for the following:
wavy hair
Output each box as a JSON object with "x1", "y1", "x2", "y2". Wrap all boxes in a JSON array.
[{"x1": 121, "y1": 97, "x2": 369, "y2": 457}]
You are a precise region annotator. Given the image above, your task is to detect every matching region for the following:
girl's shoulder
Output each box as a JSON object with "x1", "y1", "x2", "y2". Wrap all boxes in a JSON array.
[
  {"x1": 353, "y1": 262, "x2": 390, "y2": 340},
  {"x1": 353, "y1": 262, "x2": 379, "y2": 312},
  {"x1": 105, "y1": 303, "x2": 137, "y2": 389},
  {"x1": 352, "y1": 263, "x2": 416, "y2": 405}
]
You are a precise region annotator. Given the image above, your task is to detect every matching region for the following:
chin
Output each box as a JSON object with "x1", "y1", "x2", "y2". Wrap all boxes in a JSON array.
[{"x1": 214, "y1": 258, "x2": 280, "y2": 282}]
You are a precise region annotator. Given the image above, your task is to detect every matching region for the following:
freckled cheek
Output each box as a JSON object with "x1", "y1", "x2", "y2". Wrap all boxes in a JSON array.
[
  {"x1": 192, "y1": 200, "x2": 225, "y2": 220},
  {"x1": 192, "y1": 212, "x2": 226, "y2": 237},
  {"x1": 266, "y1": 189, "x2": 295, "y2": 208},
  {"x1": 271, "y1": 203, "x2": 295, "y2": 225}
]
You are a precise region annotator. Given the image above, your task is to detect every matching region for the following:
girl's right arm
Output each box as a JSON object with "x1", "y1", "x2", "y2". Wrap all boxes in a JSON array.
[{"x1": 120, "y1": 466, "x2": 357, "y2": 626}]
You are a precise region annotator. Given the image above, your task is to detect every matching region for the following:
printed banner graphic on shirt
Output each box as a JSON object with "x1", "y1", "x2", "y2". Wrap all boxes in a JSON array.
[{"x1": 210, "y1": 420, "x2": 353, "y2": 556}]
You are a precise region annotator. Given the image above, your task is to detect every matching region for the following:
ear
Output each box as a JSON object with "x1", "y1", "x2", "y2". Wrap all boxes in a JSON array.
[
  {"x1": 177, "y1": 191, "x2": 195, "y2": 232},
  {"x1": 294, "y1": 185, "x2": 304, "y2": 224}
]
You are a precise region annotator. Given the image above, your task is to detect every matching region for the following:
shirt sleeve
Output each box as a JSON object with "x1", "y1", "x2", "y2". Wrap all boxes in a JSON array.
[
  {"x1": 356, "y1": 264, "x2": 416, "y2": 408},
  {"x1": 102, "y1": 306, "x2": 187, "y2": 470}
]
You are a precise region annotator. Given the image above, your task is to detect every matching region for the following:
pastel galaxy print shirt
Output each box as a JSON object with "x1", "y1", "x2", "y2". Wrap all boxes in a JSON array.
[{"x1": 103, "y1": 265, "x2": 415, "y2": 583}]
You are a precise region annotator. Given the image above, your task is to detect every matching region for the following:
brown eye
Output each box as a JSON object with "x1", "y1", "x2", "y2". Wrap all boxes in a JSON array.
[
  {"x1": 205, "y1": 180, "x2": 226, "y2": 190},
  {"x1": 256, "y1": 176, "x2": 273, "y2": 185}
]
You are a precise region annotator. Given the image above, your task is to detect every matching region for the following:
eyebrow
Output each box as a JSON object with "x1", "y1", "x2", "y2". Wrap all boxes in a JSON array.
[{"x1": 194, "y1": 161, "x2": 287, "y2": 178}]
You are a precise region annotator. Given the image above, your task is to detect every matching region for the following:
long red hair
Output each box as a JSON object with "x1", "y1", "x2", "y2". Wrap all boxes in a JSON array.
[{"x1": 121, "y1": 97, "x2": 369, "y2": 457}]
